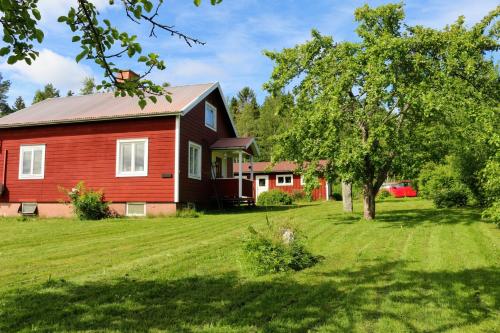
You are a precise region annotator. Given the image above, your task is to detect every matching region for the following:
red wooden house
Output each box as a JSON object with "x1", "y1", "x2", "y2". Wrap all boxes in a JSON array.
[
  {"x1": 0, "y1": 74, "x2": 258, "y2": 217},
  {"x1": 235, "y1": 161, "x2": 331, "y2": 201}
]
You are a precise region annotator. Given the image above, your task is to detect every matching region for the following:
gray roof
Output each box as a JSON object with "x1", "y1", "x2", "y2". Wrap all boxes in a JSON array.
[{"x1": 0, "y1": 83, "x2": 219, "y2": 128}]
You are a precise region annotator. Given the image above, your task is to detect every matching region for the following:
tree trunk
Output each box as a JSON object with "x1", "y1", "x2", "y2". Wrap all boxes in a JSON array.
[
  {"x1": 341, "y1": 181, "x2": 353, "y2": 212},
  {"x1": 363, "y1": 183, "x2": 376, "y2": 220}
]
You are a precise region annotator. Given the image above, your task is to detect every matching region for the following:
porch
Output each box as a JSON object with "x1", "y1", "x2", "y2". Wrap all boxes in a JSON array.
[{"x1": 210, "y1": 138, "x2": 259, "y2": 207}]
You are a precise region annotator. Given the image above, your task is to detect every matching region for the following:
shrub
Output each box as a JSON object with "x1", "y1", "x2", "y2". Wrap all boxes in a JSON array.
[
  {"x1": 482, "y1": 201, "x2": 500, "y2": 227},
  {"x1": 67, "y1": 182, "x2": 109, "y2": 220},
  {"x1": 242, "y1": 220, "x2": 320, "y2": 274},
  {"x1": 290, "y1": 190, "x2": 306, "y2": 201},
  {"x1": 377, "y1": 190, "x2": 392, "y2": 200},
  {"x1": 433, "y1": 185, "x2": 469, "y2": 208},
  {"x1": 331, "y1": 192, "x2": 342, "y2": 201},
  {"x1": 418, "y1": 159, "x2": 471, "y2": 208},
  {"x1": 257, "y1": 189, "x2": 293, "y2": 206},
  {"x1": 175, "y1": 208, "x2": 201, "y2": 218}
]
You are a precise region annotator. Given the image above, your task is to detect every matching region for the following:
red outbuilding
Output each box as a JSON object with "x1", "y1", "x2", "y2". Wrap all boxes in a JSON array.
[
  {"x1": 0, "y1": 73, "x2": 258, "y2": 217},
  {"x1": 234, "y1": 161, "x2": 332, "y2": 201}
]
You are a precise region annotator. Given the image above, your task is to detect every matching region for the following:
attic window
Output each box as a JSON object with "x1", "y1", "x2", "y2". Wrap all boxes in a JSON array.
[{"x1": 205, "y1": 102, "x2": 217, "y2": 131}]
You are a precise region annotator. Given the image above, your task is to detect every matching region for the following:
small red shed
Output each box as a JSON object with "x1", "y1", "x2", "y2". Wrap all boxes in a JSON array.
[{"x1": 234, "y1": 161, "x2": 331, "y2": 201}]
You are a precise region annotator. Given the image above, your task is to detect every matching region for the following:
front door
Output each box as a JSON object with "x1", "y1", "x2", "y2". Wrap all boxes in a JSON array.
[{"x1": 255, "y1": 175, "x2": 269, "y2": 198}]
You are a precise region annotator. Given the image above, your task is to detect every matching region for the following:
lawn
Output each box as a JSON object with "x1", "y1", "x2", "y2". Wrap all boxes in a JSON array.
[{"x1": 0, "y1": 199, "x2": 498, "y2": 332}]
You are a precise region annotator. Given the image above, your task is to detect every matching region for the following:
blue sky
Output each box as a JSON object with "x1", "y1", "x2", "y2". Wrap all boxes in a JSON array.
[{"x1": 1, "y1": 0, "x2": 498, "y2": 106}]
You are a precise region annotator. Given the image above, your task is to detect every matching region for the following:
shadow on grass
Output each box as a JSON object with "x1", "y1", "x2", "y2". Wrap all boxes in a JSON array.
[
  {"x1": 376, "y1": 208, "x2": 482, "y2": 228},
  {"x1": 205, "y1": 204, "x2": 304, "y2": 216},
  {"x1": 1, "y1": 260, "x2": 497, "y2": 332}
]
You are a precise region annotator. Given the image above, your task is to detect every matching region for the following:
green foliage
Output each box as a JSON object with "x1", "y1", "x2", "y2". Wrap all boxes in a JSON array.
[
  {"x1": 80, "y1": 77, "x2": 96, "y2": 95},
  {"x1": 257, "y1": 190, "x2": 293, "y2": 206},
  {"x1": 242, "y1": 222, "x2": 319, "y2": 274},
  {"x1": 482, "y1": 201, "x2": 500, "y2": 227},
  {"x1": 377, "y1": 190, "x2": 392, "y2": 200},
  {"x1": 290, "y1": 190, "x2": 306, "y2": 201},
  {"x1": 0, "y1": 0, "x2": 221, "y2": 108},
  {"x1": 0, "y1": 73, "x2": 12, "y2": 115},
  {"x1": 331, "y1": 192, "x2": 342, "y2": 201},
  {"x1": 67, "y1": 182, "x2": 109, "y2": 220},
  {"x1": 264, "y1": 3, "x2": 500, "y2": 219},
  {"x1": 175, "y1": 208, "x2": 201, "y2": 218},
  {"x1": 32, "y1": 83, "x2": 60, "y2": 104},
  {"x1": 481, "y1": 158, "x2": 500, "y2": 226},
  {"x1": 418, "y1": 160, "x2": 470, "y2": 208},
  {"x1": 12, "y1": 96, "x2": 26, "y2": 111}
]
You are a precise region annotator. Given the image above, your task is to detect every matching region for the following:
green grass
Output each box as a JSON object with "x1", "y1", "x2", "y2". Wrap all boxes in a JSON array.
[{"x1": 0, "y1": 199, "x2": 498, "y2": 332}]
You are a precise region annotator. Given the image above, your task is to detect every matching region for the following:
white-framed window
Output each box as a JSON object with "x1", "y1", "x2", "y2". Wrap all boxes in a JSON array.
[
  {"x1": 300, "y1": 175, "x2": 305, "y2": 185},
  {"x1": 19, "y1": 144, "x2": 45, "y2": 179},
  {"x1": 126, "y1": 202, "x2": 146, "y2": 217},
  {"x1": 116, "y1": 138, "x2": 148, "y2": 177},
  {"x1": 188, "y1": 141, "x2": 202, "y2": 180},
  {"x1": 276, "y1": 174, "x2": 293, "y2": 186},
  {"x1": 205, "y1": 101, "x2": 217, "y2": 131}
]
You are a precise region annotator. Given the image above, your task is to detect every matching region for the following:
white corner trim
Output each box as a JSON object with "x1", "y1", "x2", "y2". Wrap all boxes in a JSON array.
[{"x1": 174, "y1": 116, "x2": 180, "y2": 203}]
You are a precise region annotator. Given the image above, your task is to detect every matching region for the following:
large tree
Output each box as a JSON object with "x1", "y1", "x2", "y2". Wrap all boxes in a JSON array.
[
  {"x1": 13, "y1": 96, "x2": 26, "y2": 111},
  {"x1": 80, "y1": 77, "x2": 96, "y2": 95},
  {"x1": 33, "y1": 83, "x2": 60, "y2": 104},
  {"x1": 0, "y1": 0, "x2": 221, "y2": 108},
  {"x1": 265, "y1": 4, "x2": 499, "y2": 219}
]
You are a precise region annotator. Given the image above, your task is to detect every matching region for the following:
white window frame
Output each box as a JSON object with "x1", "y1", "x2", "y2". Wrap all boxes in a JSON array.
[
  {"x1": 126, "y1": 202, "x2": 146, "y2": 217},
  {"x1": 19, "y1": 144, "x2": 46, "y2": 180},
  {"x1": 116, "y1": 138, "x2": 149, "y2": 177},
  {"x1": 276, "y1": 174, "x2": 293, "y2": 186},
  {"x1": 204, "y1": 101, "x2": 217, "y2": 131},
  {"x1": 188, "y1": 141, "x2": 202, "y2": 180},
  {"x1": 300, "y1": 175, "x2": 305, "y2": 186}
]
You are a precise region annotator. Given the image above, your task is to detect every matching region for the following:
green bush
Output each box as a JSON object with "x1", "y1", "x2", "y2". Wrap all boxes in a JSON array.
[
  {"x1": 257, "y1": 189, "x2": 293, "y2": 206},
  {"x1": 377, "y1": 190, "x2": 392, "y2": 200},
  {"x1": 67, "y1": 182, "x2": 109, "y2": 220},
  {"x1": 481, "y1": 159, "x2": 500, "y2": 226},
  {"x1": 290, "y1": 190, "x2": 307, "y2": 201},
  {"x1": 242, "y1": 221, "x2": 320, "y2": 274},
  {"x1": 482, "y1": 201, "x2": 500, "y2": 227},
  {"x1": 418, "y1": 160, "x2": 471, "y2": 208},
  {"x1": 433, "y1": 185, "x2": 469, "y2": 208},
  {"x1": 175, "y1": 208, "x2": 201, "y2": 218},
  {"x1": 331, "y1": 192, "x2": 342, "y2": 201}
]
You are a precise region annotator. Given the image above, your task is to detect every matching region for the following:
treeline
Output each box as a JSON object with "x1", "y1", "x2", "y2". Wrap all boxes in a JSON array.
[
  {"x1": 229, "y1": 87, "x2": 292, "y2": 161},
  {"x1": 0, "y1": 74, "x2": 97, "y2": 116}
]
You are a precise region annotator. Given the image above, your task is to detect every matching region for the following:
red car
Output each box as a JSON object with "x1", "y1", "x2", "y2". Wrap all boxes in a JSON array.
[{"x1": 381, "y1": 180, "x2": 417, "y2": 198}]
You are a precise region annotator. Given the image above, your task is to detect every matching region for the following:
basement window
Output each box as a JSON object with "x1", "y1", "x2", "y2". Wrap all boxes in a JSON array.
[
  {"x1": 276, "y1": 174, "x2": 293, "y2": 186},
  {"x1": 126, "y1": 202, "x2": 146, "y2": 217},
  {"x1": 20, "y1": 202, "x2": 38, "y2": 216},
  {"x1": 19, "y1": 145, "x2": 45, "y2": 180},
  {"x1": 116, "y1": 139, "x2": 148, "y2": 177}
]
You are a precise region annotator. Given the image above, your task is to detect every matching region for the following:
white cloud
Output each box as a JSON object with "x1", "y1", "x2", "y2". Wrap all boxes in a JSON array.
[{"x1": 0, "y1": 49, "x2": 94, "y2": 93}]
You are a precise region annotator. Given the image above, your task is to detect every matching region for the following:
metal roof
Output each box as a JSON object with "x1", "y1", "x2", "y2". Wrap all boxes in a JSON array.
[
  {"x1": 235, "y1": 160, "x2": 328, "y2": 173},
  {"x1": 210, "y1": 137, "x2": 259, "y2": 155},
  {"x1": 0, "y1": 83, "x2": 223, "y2": 128}
]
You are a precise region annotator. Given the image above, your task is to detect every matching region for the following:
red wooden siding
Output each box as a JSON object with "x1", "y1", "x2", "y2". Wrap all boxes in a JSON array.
[
  {"x1": 253, "y1": 173, "x2": 327, "y2": 200},
  {"x1": 179, "y1": 89, "x2": 236, "y2": 204},
  {"x1": 0, "y1": 118, "x2": 175, "y2": 203}
]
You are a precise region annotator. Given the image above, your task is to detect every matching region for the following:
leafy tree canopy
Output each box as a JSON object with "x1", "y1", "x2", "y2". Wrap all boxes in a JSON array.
[
  {"x1": 33, "y1": 83, "x2": 60, "y2": 104},
  {"x1": 264, "y1": 3, "x2": 499, "y2": 219},
  {"x1": 0, "y1": 73, "x2": 12, "y2": 115},
  {"x1": 13, "y1": 96, "x2": 26, "y2": 111},
  {"x1": 80, "y1": 77, "x2": 96, "y2": 95}
]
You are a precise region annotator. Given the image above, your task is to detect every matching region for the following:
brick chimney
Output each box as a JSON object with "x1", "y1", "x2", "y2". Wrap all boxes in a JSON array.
[{"x1": 116, "y1": 70, "x2": 139, "y2": 83}]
